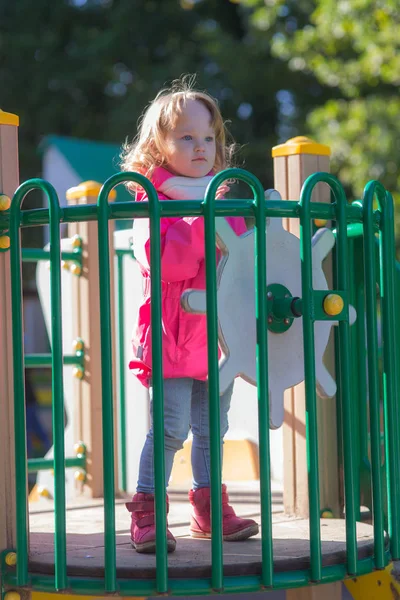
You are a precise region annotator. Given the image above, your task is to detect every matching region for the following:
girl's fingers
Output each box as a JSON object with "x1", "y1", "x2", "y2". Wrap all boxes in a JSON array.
[{"x1": 216, "y1": 184, "x2": 230, "y2": 199}]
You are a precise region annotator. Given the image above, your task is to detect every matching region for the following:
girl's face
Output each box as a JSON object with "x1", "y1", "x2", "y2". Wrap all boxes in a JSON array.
[{"x1": 164, "y1": 99, "x2": 216, "y2": 178}]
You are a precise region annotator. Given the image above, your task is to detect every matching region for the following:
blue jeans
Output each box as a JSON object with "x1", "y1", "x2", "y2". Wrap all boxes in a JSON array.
[{"x1": 137, "y1": 378, "x2": 234, "y2": 493}]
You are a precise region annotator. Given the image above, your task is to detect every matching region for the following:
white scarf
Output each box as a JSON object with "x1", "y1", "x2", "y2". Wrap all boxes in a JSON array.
[{"x1": 158, "y1": 175, "x2": 213, "y2": 200}]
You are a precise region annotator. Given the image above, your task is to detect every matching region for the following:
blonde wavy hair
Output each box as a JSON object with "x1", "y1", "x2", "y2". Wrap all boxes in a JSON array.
[{"x1": 120, "y1": 76, "x2": 236, "y2": 191}]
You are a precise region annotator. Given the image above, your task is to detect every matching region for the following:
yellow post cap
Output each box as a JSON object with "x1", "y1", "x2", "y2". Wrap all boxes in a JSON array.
[
  {"x1": 272, "y1": 136, "x2": 330, "y2": 158},
  {"x1": 66, "y1": 181, "x2": 117, "y2": 201},
  {"x1": 323, "y1": 293, "x2": 344, "y2": 316},
  {"x1": 0, "y1": 110, "x2": 19, "y2": 126}
]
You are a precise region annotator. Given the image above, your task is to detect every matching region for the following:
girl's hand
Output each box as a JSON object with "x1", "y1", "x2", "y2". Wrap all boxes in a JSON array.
[{"x1": 215, "y1": 184, "x2": 230, "y2": 199}]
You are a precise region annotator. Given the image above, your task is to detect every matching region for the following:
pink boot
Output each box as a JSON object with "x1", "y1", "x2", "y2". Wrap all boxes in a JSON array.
[
  {"x1": 189, "y1": 485, "x2": 259, "y2": 541},
  {"x1": 126, "y1": 492, "x2": 176, "y2": 553}
]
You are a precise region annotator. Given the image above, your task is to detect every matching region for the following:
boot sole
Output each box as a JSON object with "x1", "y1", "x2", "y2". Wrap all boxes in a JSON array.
[
  {"x1": 191, "y1": 523, "x2": 259, "y2": 541},
  {"x1": 131, "y1": 539, "x2": 176, "y2": 553}
]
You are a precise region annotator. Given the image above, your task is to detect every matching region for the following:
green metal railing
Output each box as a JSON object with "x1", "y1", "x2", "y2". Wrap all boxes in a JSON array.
[{"x1": 2, "y1": 169, "x2": 400, "y2": 597}]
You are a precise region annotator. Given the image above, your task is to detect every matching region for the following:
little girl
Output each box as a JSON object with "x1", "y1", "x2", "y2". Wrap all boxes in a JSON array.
[{"x1": 120, "y1": 78, "x2": 259, "y2": 553}]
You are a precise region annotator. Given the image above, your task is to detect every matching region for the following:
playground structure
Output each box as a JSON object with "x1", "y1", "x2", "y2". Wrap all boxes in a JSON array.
[{"x1": 1, "y1": 109, "x2": 400, "y2": 599}]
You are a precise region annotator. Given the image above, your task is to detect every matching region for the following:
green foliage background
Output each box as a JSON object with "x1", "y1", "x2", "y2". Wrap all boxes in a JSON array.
[{"x1": 1, "y1": 0, "x2": 399, "y2": 255}]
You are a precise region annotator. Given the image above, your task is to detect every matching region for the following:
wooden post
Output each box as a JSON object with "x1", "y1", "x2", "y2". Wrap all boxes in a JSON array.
[
  {"x1": 66, "y1": 181, "x2": 119, "y2": 498},
  {"x1": 273, "y1": 137, "x2": 340, "y2": 598},
  {"x1": 0, "y1": 111, "x2": 19, "y2": 563}
]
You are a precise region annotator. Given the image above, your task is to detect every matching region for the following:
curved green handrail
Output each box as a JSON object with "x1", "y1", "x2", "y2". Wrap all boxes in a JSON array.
[
  {"x1": 10, "y1": 178, "x2": 66, "y2": 589},
  {"x1": 97, "y1": 172, "x2": 168, "y2": 594},
  {"x1": 204, "y1": 168, "x2": 273, "y2": 590},
  {"x1": 362, "y1": 180, "x2": 400, "y2": 562},
  {"x1": 300, "y1": 172, "x2": 356, "y2": 578}
]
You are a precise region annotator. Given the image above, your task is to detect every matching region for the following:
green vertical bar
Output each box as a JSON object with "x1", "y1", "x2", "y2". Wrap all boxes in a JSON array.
[
  {"x1": 145, "y1": 176, "x2": 169, "y2": 593},
  {"x1": 97, "y1": 180, "x2": 117, "y2": 593},
  {"x1": 203, "y1": 174, "x2": 224, "y2": 592},
  {"x1": 47, "y1": 182, "x2": 68, "y2": 590},
  {"x1": 10, "y1": 179, "x2": 67, "y2": 588},
  {"x1": 117, "y1": 254, "x2": 127, "y2": 492},
  {"x1": 376, "y1": 187, "x2": 400, "y2": 558},
  {"x1": 353, "y1": 239, "x2": 368, "y2": 463},
  {"x1": 362, "y1": 181, "x2": 386, "y2": 568},
  {"x1": 10, "y1": 183, "x2": 30, "y2": 586},
  {"x1": 298, "y1": 177, "x2": 322, "y2": 583},
  {"x1": 252, "y1": 174, "x2": 274, "y2": 587},
  {"x1": 347, "y1": 239, "x2": 361, "y2": 522},
  {"x1": 331, "y1": 176, "x2": 358, "y2": 575}
]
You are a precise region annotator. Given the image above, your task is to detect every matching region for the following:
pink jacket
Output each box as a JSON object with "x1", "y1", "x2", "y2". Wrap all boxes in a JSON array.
[{"x1": 129, "y1": 167, "x2": 247, "y2": 386}]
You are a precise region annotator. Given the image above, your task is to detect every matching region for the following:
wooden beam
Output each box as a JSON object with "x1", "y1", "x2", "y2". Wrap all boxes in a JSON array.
[
  {"x1": 66, "y1": 182, "x2": 118, "y2": 498},
  {"x1": 272, "y1": 138, "x2": 340, "y2": 519},
  {"x1": 0, "y1": 112, "x2": 19, "y2": 557}
]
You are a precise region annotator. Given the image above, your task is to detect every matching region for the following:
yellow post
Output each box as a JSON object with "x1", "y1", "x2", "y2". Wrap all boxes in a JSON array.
[
  {"x1": 66, "y1": 181, "x2": 119, "y2": 498},
  {"x1": 0, "y1": 110, "x2": 19, "y2": 566},
  {"x1": 273, "y1": 137, "x2": 340, "y2": 599}
]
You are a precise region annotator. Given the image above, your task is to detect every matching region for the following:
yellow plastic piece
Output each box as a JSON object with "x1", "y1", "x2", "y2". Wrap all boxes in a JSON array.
[
  {"x1": 321, "y1": 509, "x2": 334, "y2": 518},
  {"x1": 345, "y1": 563, "x2": 400, "y2": 599},
  {"x1": 61, "y1": 260, "x2": 70, "y2": 270},
  {"x1": 314, "y1": 218, "x2": 328, "y2": 227},
  {"x1": 74, "y1": 470, "x2": 86, "y2": 482},
  {"x1": 70, "y1": 263, "x2": 82, "y2": 276},
  {"x1": 0, "y1": 109, "x2": 19, "y2": 126},
  {"x1": 0, "y1": 194, "x2": 11, "y2": 210},
  {"x1": 5, "y1": 552, "x2": 17, "y2": 566},
  {"x1": 66, "y1": 180, "x2": 117, "y2": 201},
  {"x1": 172, "y1": 438, "x2": 259, "y2": 486},
  {"x1": 323, "y1": 293, "x2": 344, "y2": 316},
  {"x1": 71, "y1": 234, "x2": 82, "y2": 248},
  {"x1": 272, "y1": 136, "x2": 331, "y2": 158},
  {"x1": 37, "y1": 485, "x2": 51, "y2": 498},
  {"x1": 73, "y1": 366, "x2": 84, "y2": 379},
  {"x1": 73, "y1": 338, "x2": 84, "y2": 352},
  {"x1": 74, "y1": 441, "x2": 86, "y2": 455},
  {"x1": 0, "y1": 235, "x2": 10, "y2": 249},
  {"x1": 4, "y1": 592, "x2": 21, "y2": 600}
]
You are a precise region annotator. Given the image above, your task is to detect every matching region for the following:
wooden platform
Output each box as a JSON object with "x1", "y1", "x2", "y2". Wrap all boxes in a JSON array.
[{"x1": 28, "y1": 487, "x2": 377, "y2": 579}]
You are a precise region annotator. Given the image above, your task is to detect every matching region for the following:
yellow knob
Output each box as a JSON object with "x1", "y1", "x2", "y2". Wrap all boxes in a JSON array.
[
  {"x1": 0, "y1": 194, "x2": 11, "y2": 211},
  {"x1": 323, "y1": 294, "x2": 344, "y2": 316},
  {"x1": 74, "y1": 470, "x2": 86, "y2": 482},
  {"x1": 61, "y1": 260, "x2": 70, "y2": 270},
  {"x1": 37, "y1": 486, "x2": 51, "y2": 498},
  {"x1": 71, "y1": 234, "x2": 82, "y2": 249},
  {"x1": 73, "y1": 366, "x2": 84, "y2": 380},
  {"x1": 314, "y1": 219, "x2": 328, "y2": 227},
  {"x1": 74, "y1": 441, "x2": 86, "y2": 455},
  {"x1": 70, "y1": 263, "x2": 82, "y2": 276},
  {"x1": 5, "y1": 552, "x2": 17, "y2": 566},
  {"x1": 4, "y1": 592, "x2": 21, "y2": 600},
  {"x1": 0, "y1": 235, "x2": 10, "y2": 249},
  {"x1": 72, "y1": 338, "x2": 84, "y2": 352}
]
